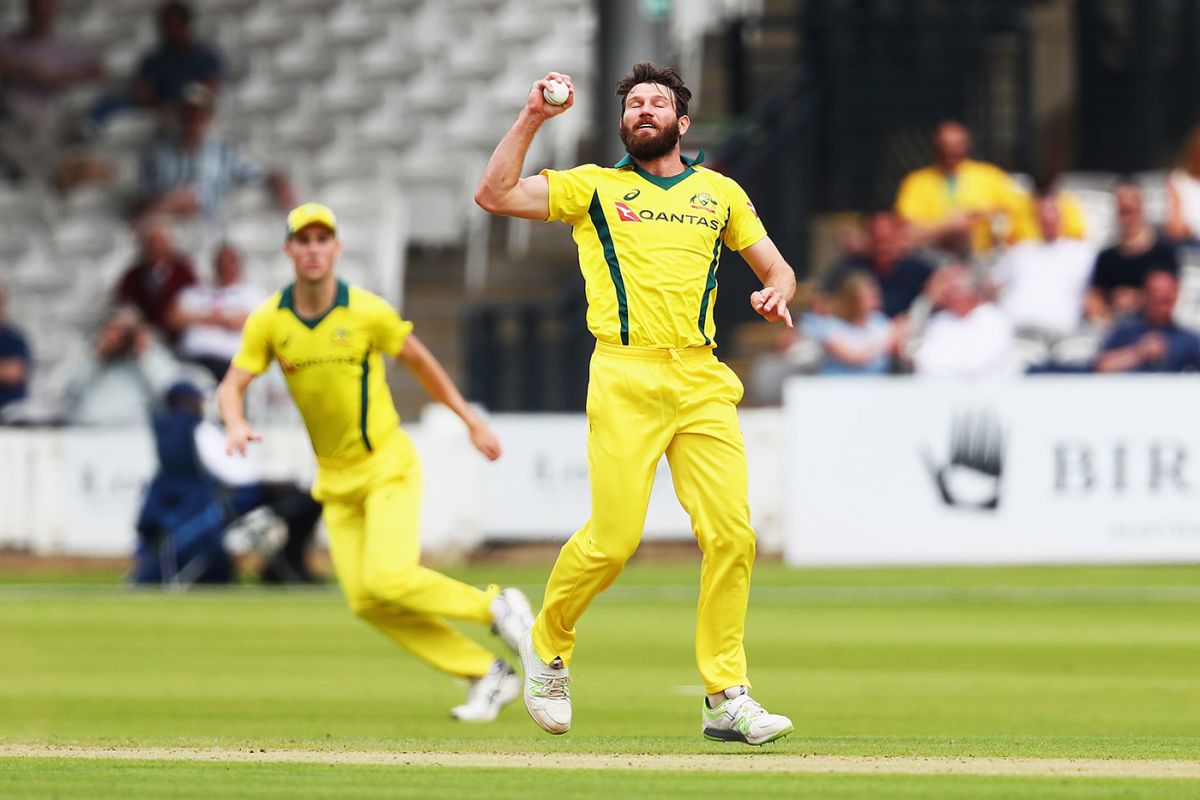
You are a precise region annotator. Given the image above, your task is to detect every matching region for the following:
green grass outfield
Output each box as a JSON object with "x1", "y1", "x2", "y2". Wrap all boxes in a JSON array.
[{"x1": 2, "y1": 561, "x2": 1199, "y2": 798}]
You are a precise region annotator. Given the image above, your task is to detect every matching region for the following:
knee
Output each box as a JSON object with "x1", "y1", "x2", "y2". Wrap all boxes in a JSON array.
[
  {"x1": 346, "y1": 590, "x2": 381, "y2": 618},
  {"x1": 584, "y1": 532, "x2": 640, "y2": 570},
  {"x1": 361, "y1": 562, "x2": 419, "y2": 605},
  {"x1": 701, "y1": 521, "x2": 756, "y2": 561}
]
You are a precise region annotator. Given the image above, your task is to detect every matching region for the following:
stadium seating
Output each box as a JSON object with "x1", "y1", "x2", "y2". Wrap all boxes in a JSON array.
[{"x1": 4, "y1": 0, "x2": 593, "y2": 413}]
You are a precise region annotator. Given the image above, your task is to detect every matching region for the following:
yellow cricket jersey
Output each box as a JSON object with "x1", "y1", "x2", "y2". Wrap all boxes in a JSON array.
[
  {"x1": 231, "y1": 280, "x2": 413, "y2": 461},
  {"x1": 895, "y1": 159, "x2": 1028, "y2": 252},
  {"x1": 542, "y1": 151, "x2": 767, "y2": 349}
]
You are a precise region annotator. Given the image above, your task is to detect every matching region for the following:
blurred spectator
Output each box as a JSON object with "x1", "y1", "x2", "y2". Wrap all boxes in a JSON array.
[
  {"x1": 895, "y1": 120, "x2": 1028, "y2": 256},
  {"x1": 1011, "y1": 171, "x2": 1088, "y2": 242},
  {"x1": 88, "y1": 0, "x2": 224, "y2": 131},
  {"x1": 133, "y1": 380, "x2": 232, "y2": 584},
  {"x1": 1166, "y1": 125, "x2": 1200, "y2": 243},
  {"x1": 991, "y1": 194, "x2": 1098, "y2": 337},
  {"x1": 169, "y1": 244, "x2": 265, "y2": 380},
  {"x1": 1087, "y1": 183, "x2": 1179, "y2": 323},
  {"x1": 62, "y1": 307, "x2": 179, "y2": 426},
  {"x1": 1095, "y1": 271, "x2": 1200, "y2": 373},
  {"x1": 133, "y1": 381, "x2": 321, "y2": 585},
  {"x1": 912, "y1": 265, "x2": 1017, "y2": 377},
  {"x1": 115, "y1": 219, "x2": 198, "y2": 340},
  {"x1": 136, "y1": 82, "x2": 295, "y2": 223},
  {"x1": 0, "y1": 283, "x2": 31, "y2": 412},
  {"x1": 0, "y1": 0, "x2": 105, "y2": 184},
  {"x1": 822, "y1": 211, "x2": 935, "y2": 319},
  {"x1": 802, "y1": 272, "x2": 901, "y2": 375}
]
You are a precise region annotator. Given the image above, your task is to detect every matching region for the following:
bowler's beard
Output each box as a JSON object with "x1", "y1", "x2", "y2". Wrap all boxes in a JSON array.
[{"x1": 619, "y1": 118, "x2": 681, "y2": 161}]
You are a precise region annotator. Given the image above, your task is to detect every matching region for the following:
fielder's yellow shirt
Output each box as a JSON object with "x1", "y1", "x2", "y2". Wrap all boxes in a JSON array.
[
  {"x1": 542, "y1": 151, "x2": 767, "y2": 349},
  {"x1": 232, "y1": 280, "x2": 413, "y2": 461},
  {"x1": 895, "y1": 159, "x2": 1028, "y2": 252}
]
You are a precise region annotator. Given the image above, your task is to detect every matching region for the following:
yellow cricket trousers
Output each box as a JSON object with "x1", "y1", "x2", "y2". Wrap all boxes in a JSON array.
[
  {"x1": 313, "y1": 428, "x2": 498, "y2": 679},
  {"x1": 531, "y1": 341, "x2": 757, "y2": 694}
]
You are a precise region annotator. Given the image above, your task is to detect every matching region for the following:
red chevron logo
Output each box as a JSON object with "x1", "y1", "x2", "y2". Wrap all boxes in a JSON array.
[{"x1": 614, "y1": 201, "x2": 641, "y2": 222}]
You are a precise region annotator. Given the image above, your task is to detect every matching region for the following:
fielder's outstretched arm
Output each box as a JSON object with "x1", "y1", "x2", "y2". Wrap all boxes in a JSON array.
[
  {"x1": 474, "y1": 72, "x2": 574, "y2": 220},
  {"x1": 396, "y1": 334, "x2": 502, "y2": 461},
  {"x1": 217, "y1": 366, "x2": 262, "y2": 455}
]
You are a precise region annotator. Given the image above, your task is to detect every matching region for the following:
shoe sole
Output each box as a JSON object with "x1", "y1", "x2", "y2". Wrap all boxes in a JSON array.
[
  {"x1": 523, "y1": 696, "x2": 569, "y2": 735},
  {"x1": 702, "y1": 723, "x2": 794, "y2": 746}
]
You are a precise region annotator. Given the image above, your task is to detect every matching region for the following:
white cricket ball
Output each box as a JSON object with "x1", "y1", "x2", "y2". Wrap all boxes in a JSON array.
[{"x1": 543, "y1": 79, "x2": 569, "y2": 106}]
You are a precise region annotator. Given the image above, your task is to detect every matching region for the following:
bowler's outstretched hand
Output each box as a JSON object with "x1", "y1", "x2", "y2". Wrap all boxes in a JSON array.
[
  {"x1": 751, "y1": 287, "x2": 793, "y2": 327},
  {"x1": 225, "y1": 422, "x2": 261, "y2": 456}
]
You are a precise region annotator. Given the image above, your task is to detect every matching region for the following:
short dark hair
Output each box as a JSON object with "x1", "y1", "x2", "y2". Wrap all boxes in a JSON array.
[
  {"x1": 616, "y1": 62, "x2": 691, "y2": 118},
  {"x1": 159, "y1": 0, "x2": 193, "y2": 26},
  {"x1": 1031, "y1": 170, "x2": 1059, "y2": 198}
]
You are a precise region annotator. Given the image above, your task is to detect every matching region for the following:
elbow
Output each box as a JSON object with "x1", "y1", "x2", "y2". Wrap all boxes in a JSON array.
[{"x1": 474, "y1": 186, "x2": 499, "y2": 213}]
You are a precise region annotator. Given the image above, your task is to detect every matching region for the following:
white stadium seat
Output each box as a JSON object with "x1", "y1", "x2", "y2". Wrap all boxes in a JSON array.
[
  {"x1": 1068, "y1": 188, "x2": 1117, "y2": 249},
  {"x1": 225, "y1": 212, "x2": 290, "y2": 261},
  {"x1": 1134, "y1": 171, "x2": 1169, "y2": 229},
  {"x1": 240, "y1": 1, "x2": 303, "y2": 46},
  {"x1": 327, "y1": 2, "x2": 383, "y2": 45}
]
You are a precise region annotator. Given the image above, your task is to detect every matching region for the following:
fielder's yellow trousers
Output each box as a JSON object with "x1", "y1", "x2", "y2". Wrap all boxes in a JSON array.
[
  {"x1": 314, "y1": 429, "x2": 498, "y2": 679},
  {"x1": 531, "y1": 342, "x2": 756, "y2": 694}
]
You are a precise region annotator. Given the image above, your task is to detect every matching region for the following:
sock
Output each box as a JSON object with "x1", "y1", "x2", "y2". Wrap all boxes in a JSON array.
[
  {"x1": 707, "y1": 686, "x2": 747, "y2": 708},
  {"x1": 489, "y1": 595, "x2": 508, "y2": 624}
]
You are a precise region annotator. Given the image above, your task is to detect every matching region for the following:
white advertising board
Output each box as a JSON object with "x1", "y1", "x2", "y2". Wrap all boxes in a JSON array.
[
  {"x1": 61, "y1": 428, "x2": 156, "y2": 556},
  {"x1": 3, "y1": 408, "x2": 784, "y2": 556},
  {"x1": 478, "y1": 410, "x2": 783, "y2": 545},
  {"x1": 34, "y1": 426, "x2": 313, "y2": 557},
  {"x1": 783, "y1": 376, "x2": 1200, "y2": 566},
  {"x1": 479, "y1": 415, "x2": 694, "y2": 540}
]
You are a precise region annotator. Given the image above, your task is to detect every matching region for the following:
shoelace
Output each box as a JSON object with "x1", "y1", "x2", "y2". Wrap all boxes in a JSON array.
[{"x1": 541, "y1": 674, "x2": 571, "y2": 699}]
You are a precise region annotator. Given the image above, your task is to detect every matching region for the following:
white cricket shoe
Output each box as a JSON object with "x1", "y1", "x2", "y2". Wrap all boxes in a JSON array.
[
  {"x1": 519, "y1": 629, "x2": 571, "y2": 734},
  {"x1": 451, "y1": 660, "x2": 521, "y2": 722},
  {"x1": 701, "y1": 686, "x2": 794, "y2": 746},
  {"x1": 492, "y1": 587, "x2": 535, "y2": 655}
]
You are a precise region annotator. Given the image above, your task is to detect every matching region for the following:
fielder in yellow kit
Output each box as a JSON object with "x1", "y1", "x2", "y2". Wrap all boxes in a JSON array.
[
  {"x1": 216, "y1": 203, "x2": 535, "y2": 723},
  {"x1": 475, "y1": 63, "x2": 796, "y2": 745}
]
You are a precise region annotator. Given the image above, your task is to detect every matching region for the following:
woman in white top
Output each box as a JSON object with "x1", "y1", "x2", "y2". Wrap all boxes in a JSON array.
[{"x1": 1167, "y1": 125, "x2": 1200, "y2": 243}]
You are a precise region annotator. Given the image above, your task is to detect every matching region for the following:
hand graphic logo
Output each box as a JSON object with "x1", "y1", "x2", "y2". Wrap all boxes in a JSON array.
[{"x1": 922, "y1": 411, "x2": 1005, "y2": 511}]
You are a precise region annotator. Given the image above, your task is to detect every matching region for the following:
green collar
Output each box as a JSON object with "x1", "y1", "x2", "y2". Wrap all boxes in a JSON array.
[
  {"x1": 278, "y1": 280, "x2": 349, "y2": 329},
  {"x1": 614, "y1": 148, "x2": 705, "y2": 190}
]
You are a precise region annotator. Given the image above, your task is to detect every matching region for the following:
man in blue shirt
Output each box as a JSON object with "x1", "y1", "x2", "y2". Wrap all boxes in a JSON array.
[
  {"x1": 1096, "y1": 270, "x2": 1200, "y2": 373},
  {"x1": 0, "y1": 284, "x2": 31, "y2": 412},
  {"x1": 823, "y1": 211, "x2": 935, "y2": 319},
  {"x1": 133, "y1": 1, "x2": 223, "y2": 109},
  {"x1": 87, "y1": 0, "x2": 223, "y2": 130}
]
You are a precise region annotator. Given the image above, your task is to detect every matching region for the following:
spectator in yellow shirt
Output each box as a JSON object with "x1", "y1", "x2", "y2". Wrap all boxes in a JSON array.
[{"x1": 895, "y1": 121, "x2": 1029, "y2": 256}]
